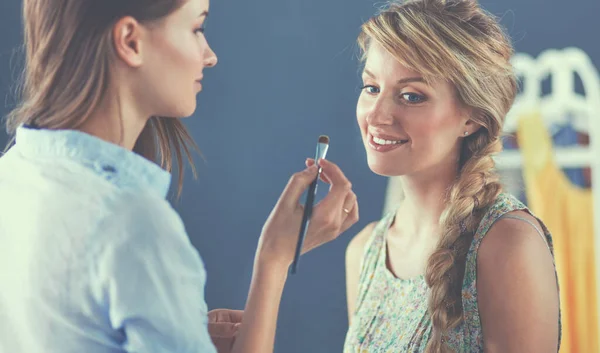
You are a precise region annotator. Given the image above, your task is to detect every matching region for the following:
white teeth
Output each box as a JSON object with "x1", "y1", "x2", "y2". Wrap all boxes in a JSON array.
[{"x1": 373, "y1": 136, "x2": 406, "y2": 145}]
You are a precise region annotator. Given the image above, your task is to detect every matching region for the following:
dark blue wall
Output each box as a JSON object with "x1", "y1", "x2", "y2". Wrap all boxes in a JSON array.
[{"x1": 1, "y1": 0, "x2": 598, "y2": 352}]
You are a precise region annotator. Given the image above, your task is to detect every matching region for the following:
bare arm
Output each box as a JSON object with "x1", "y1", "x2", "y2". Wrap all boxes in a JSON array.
[
  {"x1": 345, "y1": 222, "x2": 376, "y2": 324},
  {"x1": 478, "y1": 211, "x2": 560, "y2": 353},
  {"x1": 231, "y1": 159, "x2": 359, "y2": 353},
  {"x1": 229, "y1": 261, "x2": 288, "y2": 353}
]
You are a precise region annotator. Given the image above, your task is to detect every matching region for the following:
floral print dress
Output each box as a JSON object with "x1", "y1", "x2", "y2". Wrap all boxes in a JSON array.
[{"x1": 343, "y1": 193, "x2": 561, "y2": 352}]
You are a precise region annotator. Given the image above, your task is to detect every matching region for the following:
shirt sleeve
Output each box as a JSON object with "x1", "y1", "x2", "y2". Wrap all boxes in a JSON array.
[{"x1": 96, "y1": 193, "x2": 217, "y2": 353}]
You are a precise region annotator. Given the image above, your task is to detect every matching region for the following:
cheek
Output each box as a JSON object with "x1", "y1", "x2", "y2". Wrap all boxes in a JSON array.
[
  {"x1": 158, "y1": 34, "x2": 203, "y2": 69},
  {"x1": 399, "y1": 110, "x2": 445, "y2": 148},
  {"x1": 429, "y1": 111, "x2": 462, "y2": 139},
  {"x1": 159, "y1": 40, "x2": 202, "y2": 112},
  {"x1": 413, "y1": 119, "x2": 439, "y2": 136},
  {"x1": 176, "y1": 42, "x2": 203, "y2": 68},
  {"x1": 356, "y1": 95, "x2": 369, "y2": 130},
  {"x1": 410, "y1": 114, "x2": 460, "y2": 154}
]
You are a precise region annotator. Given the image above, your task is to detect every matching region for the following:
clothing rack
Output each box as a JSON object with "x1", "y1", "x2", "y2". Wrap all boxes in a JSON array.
[{"x1": 497, "y1": 47, "x2": 600, "y2": 338}]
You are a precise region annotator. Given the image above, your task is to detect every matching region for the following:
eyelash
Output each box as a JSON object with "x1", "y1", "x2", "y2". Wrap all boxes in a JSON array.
[
  {"x1": 194, "y1": 27, "x2": 205, "y2": 34},
  {"x1": 360, "y1": 85, "x2": 427, "y2": 104},
  {"x1": 361, "y1": 85, "x2": 379, "y2": 94}
]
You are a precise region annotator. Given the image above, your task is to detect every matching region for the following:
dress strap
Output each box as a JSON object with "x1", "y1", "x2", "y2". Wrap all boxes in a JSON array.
[{"x1": 500, "y1": 214, "x2": 550, "y2": 250}]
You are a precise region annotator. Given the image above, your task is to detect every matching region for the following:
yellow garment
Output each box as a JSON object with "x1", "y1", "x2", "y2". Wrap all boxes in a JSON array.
[{"x1": 517, "y1": 111, "x2": 598, "y2": 353}]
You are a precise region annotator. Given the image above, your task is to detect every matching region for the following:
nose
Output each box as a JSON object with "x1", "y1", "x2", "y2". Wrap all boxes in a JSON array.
[
  {"x1": 204, "y1": 44, "x2": 218, "y2": 68},
  {"x1": 365, "y1": 96, "x2": 395, "y2": 126}
]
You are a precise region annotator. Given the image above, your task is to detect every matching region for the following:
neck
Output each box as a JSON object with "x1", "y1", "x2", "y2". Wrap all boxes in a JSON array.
[
  {"x1": 78, "y1": 88, "x2": 149, "y2": 151},
  {"x1": 393, "y1": 158, "x2": 460, "y2": 237}
]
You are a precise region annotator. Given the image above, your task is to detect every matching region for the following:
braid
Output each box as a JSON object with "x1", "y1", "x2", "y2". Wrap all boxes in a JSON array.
[{"x1": 425, "y1": 130, "x2": 503, "y2": 352}]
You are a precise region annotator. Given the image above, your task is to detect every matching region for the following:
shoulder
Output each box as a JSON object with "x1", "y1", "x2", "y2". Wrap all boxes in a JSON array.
[
  {"x1": 479, "y1": 210, "x2": 549, "y2": 263},
  {"x1": 479, "y1": 210, "x2": 552, "y2": 271},
  {"x1": 475, "y1": 213, "x2": 560, "y2": 349},
  {"x1": 102, "y1": 191, "x2": 188, "y2": 246},
  {"x1": 345, "y1": 220, "x2": 379, "y2": 320},
  {"x1": 95, "y1": 191, "x2": 204, "y2": 284},
  {"x1": 0, "y1": 150, "x2": 180, "y2": 241},
  {"x1": 477, "y1": 210, "x2": 556, "y2": 297},
  {"x1": 346, "y1": 221, "x2": 378, "y2": 263},
  {"x1": 60, "y1": 188, "x2": 193, "y2": 268},
  {"x1": 90, "y1": 197, "x2": 213, "y2": 353}
]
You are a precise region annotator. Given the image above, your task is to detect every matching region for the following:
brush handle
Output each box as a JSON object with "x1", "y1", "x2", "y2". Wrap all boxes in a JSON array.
[{"x1": 289, "y1": 174, "x2": 319, "y2": 274}]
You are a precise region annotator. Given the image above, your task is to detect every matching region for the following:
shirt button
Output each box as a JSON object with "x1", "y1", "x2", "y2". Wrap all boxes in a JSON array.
[{"x1": 102, "y1": 165, "x2": 116, "y2": 173}]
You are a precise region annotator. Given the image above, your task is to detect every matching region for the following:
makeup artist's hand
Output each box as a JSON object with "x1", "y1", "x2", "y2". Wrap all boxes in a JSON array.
[
  {"x1": 208, "y1": 309, "x2": 243, "y2": 353},
  {"x1": 256, "y1": 158, "x2": 359, "y2": 269}
]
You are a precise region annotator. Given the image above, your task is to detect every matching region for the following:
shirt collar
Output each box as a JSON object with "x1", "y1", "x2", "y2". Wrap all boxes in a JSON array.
[{"x1": 14, "y1": 125, "x2": 172, "y2": 198}]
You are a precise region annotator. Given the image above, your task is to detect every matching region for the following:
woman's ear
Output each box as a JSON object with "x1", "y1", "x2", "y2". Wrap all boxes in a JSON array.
[
  {"x1": 112, "y1": 16, "x2": 144, "y2": 68},
  {"x1": 463, "y1": 118, "x2": 483, "y2": 137}
]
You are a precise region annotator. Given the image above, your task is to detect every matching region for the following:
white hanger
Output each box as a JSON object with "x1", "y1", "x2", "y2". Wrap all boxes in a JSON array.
[{"x1": 495, "y1": 47, "x2": 600, "y2": 169}]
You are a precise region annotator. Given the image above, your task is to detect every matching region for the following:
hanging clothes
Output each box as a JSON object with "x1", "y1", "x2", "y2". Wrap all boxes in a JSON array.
[
  {"x1": 517, "y1": 111, "x2": 598, "y2": 353},
  {"x1": 551, "y1": 116, "x2": 588, "y2": 188}
]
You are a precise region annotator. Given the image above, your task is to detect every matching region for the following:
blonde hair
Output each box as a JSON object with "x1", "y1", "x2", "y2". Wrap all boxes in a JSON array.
[
  {"x1": 5, "y1": 0, "x2": 198, "y2": 196},
  {"x1": 358, "y1": 0, "x2": 517, "y2": 351}
]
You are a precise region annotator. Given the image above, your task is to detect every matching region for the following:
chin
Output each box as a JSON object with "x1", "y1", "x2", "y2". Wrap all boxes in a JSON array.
[
  {"x1": 180, "y1": 101, "x2": 198, "y2": 118},
  {"x1": 367, "y1": 159, "x2": 408, "y2": 177},
  {"x1": 169, "y1": 103, "x2": 198, "y2": 118},
  {"x1": 179, "y1": 109, "x2": 196, "y2": 118},
  {"x1": 154, "y1": 99, "x2": 197, "y2": 119}
]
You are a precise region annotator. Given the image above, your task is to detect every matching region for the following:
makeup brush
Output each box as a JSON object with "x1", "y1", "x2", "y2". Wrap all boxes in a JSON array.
[{"x1": 290, "y1": 135, "x2": 330, "y2": 274}]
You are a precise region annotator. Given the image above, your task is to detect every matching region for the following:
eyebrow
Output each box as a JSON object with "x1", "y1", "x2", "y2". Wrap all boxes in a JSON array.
[{"x1": 363, "y1": 68, "x2": 425, "y2": 85}]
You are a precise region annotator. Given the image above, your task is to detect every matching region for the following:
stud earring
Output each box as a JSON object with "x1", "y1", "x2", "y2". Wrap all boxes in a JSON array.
[{"x1": 464, "y1": 131, "x2": 469, "y2": 136}]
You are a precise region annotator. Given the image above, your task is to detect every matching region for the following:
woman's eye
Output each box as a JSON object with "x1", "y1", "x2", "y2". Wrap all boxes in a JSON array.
[
  {"x1": 401, "y1": 93, "x2": 426, "y2": 104},
  {"x1": 361, "y1": 85, "x2": 380, "y2": 94}
]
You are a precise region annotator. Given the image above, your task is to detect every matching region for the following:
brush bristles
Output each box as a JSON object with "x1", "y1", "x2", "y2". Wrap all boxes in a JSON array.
[{"x1": 318, "y1": 135, "x2": 329, "y2": 144}]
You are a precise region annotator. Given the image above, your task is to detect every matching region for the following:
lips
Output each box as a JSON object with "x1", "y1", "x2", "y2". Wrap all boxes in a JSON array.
[
  {"x1": 367, "y1": 133, "x2": 409, "y2": 152},
  {"x1": 369, "y1": 131, "x2": 409, "y2": 143}
]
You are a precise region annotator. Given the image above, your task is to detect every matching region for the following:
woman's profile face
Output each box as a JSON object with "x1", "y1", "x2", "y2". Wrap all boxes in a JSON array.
[{"x1": 130, "y1": 0, "x2": 218, "y2": 118}]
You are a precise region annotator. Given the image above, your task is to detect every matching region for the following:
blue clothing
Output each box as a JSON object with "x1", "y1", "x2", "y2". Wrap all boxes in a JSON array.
[
  {"x1": 551, "y1": 121, "x2": 587, "y2": 187},
  {"x1": 0, "y1": 126, "x2": 217, "y2": 353}
]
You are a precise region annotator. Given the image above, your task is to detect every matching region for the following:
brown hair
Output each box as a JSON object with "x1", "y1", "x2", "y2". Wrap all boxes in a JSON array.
[
  {"x1": 5, "y1": 0, "x2": 198, "y2": 196},
  {"x1": 358, "y1": 0, "x2": 517, "y2": 351}
]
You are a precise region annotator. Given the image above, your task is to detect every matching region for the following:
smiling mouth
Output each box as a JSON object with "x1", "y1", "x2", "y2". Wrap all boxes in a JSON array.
[
  {"x1": 372, "y1": 135, "x2": 409, "y2": 145},
  {"x1": 368, "y1": 133, "x2": 409, "y2": 152}
]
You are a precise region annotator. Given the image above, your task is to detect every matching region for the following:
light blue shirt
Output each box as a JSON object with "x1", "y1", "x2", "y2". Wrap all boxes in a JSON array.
[{"x1": 0, "y1": 126, "x2": 217, "y2": 353}]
